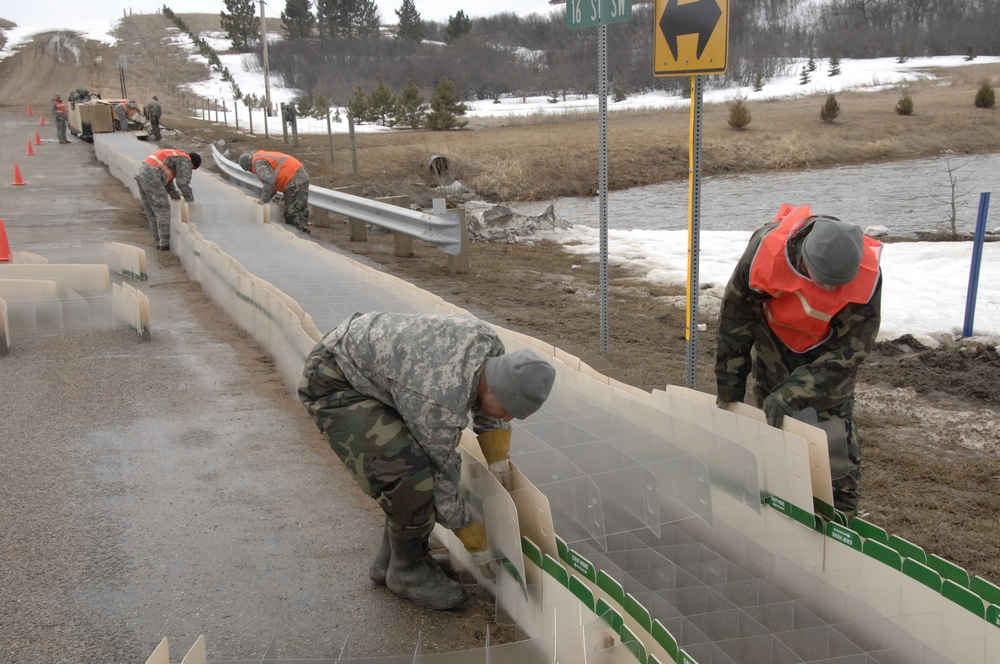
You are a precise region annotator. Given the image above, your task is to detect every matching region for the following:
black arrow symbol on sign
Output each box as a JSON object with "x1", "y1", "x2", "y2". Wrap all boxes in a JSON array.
[{"x1": 659, "y1": 0, "x2": 722, "y2": 61}]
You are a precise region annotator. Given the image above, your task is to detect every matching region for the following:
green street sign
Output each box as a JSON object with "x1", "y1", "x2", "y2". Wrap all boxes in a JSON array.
[{"x1": 567, "y1": 0, "x2": 633, "y2": 30}]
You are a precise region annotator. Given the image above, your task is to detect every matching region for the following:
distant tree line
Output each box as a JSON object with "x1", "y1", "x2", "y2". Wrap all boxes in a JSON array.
[{"x1": 220, "y1": 0, "x2": 999, "y2": 110}]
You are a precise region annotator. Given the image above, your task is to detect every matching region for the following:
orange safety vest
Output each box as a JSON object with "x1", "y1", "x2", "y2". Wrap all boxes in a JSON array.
[
  {"x1": 748, "y1": 204, "x2": 882, "y2": 353},
  {"x1": 53, "y1": 101, "x2": 66, "y2": 114},
  {"x1": 144, "y1": 149, "x2": 190, "y2": 185},
  {"x1": 251, "y1": 150, "x2": 301, "y2": 192}
]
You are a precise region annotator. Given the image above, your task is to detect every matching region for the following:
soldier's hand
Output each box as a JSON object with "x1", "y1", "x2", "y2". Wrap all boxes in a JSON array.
[
  {"x1": 255, "y1": 199, "x2": 264, "y2": 206},
  {"x1": 762, "y1": 395, "x2": 791, "y2": 428}
]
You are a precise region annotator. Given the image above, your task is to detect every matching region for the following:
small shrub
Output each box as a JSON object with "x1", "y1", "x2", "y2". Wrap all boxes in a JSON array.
[
  {"x1": 728, "y1": 95, "x2": 751, "y2": 130},
  {"x1": 896, "y1": 91, "x2": 914, "y2": 115},
  {"x1": 974, "y1": 81, "x2": 995, "y2": 109},
  {"x1": 612, "y1": 80, "x2": 627, "y2": 102},
  {"x1": 820, "y1": 94, "x2": 840, "y2": 124}
]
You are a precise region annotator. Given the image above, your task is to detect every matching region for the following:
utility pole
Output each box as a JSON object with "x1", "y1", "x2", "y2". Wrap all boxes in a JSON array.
[{"x1": 260, "y1": 0, "x2": 273, "y2": 116}]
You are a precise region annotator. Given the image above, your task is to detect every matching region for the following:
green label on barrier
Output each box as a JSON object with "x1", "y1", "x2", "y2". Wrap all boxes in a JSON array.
[
  {"x1": 567, "y1": 550, "x2": 596, "y2": 581},
  {"x1": 827, "y1": 523, "x2": 862, "y2": 551}
]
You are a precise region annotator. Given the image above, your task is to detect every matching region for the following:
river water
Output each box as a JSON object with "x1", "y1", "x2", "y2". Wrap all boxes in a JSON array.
[{"x1": 509, "y1": 152, "x2": 1000, "y2": 236}]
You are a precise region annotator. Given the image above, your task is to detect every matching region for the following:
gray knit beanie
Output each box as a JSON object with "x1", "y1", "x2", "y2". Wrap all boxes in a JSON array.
[
  {"x1": 801, "y1": 217, "x2": 865, "y2": 286},
  {"x1": 239, "y1": 153, "x2": 253, "y2": 172},
  {"x1": 484, "y1": 349, "x2": 556, "y2": 419}
]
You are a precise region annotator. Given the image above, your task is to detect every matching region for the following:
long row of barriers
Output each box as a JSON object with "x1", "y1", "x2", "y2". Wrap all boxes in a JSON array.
[{"x1": 78, "y1": 132, "x2": 1000, "y2": 664}]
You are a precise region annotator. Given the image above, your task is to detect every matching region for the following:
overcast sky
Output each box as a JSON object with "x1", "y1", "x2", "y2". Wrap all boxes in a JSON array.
[{"x1": 2, "y1": 1, "x2": 559, "y2": 32}]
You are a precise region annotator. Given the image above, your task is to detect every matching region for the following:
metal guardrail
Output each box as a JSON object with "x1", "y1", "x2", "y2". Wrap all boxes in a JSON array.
[{"x1": 210, "y1": 144, "x2": 465, "y2": 256}]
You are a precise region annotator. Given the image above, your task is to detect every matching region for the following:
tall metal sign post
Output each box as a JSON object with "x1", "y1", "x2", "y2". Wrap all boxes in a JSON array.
[
  {"x1": 116, "y1": 54, "x2": 128, "y2": 98},
  {"x1": 260, "y1": 0, "x2": 273, "y2": 116},
  {"x1": 566, "y1": 0, "x2": 632, "y2": 356},
  {"x1": 653, "y1": 0, "x2": 728, "y2": 387}
]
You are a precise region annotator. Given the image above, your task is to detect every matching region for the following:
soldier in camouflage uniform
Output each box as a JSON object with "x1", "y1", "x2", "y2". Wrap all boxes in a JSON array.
[
  {"x1": 298, "y1": 312, "x2": 556, "y2": 610},
  {"x1": 715, "y1": 204, "x2": 882, "y2": 517},
  {"x1": 51, "y1": 93, "x2": 70, "y2": 144},
  {"x1": 239, "y1": 151, "x2": 311, "y2": 234},
  {"x1": 145, "y1": 96, "x2": 163, "y2": 140},
  {"x1": 134, "y1": 149, "x2": 201, "y2": 250}
]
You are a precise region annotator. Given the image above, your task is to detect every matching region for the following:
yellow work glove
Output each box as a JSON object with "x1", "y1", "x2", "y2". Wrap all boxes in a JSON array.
[
  {"x1": 477, "y1": 429, "x2": 513, "y2": 490},
  {"x1": 455, "y1": 521, "x2": 496, "y2": 579}
]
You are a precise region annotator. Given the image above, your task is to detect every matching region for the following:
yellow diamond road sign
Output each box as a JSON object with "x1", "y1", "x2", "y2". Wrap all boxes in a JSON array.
[{"x1": 655, "y1": 0, "x2": 728, "y2": 76}]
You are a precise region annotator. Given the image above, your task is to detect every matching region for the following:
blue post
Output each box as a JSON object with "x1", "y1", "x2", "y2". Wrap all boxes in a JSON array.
[{"x1": 963, "y1": 192, "x2": 991, "y2": 337}]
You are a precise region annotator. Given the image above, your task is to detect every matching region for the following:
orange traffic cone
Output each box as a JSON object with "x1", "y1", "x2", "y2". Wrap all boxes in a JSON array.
[
  {"x1": 27, "y1": 104, "x2": 33, "y2": 115},
  {"x1": 34, "y1": 131, "x2": 42, "y2": 146},
  {"x1": 0, "y1": 219, "x2": 10, "y2": 262},
  {"x1": 27, "y1": 140, "x2": 35, "y2": 156},
  {"x1": 39, "y1": 115, "x2": 45, "y2": 126},
  {"x1": 12, "y1": 163, "x2": 26, "y2": 186}
]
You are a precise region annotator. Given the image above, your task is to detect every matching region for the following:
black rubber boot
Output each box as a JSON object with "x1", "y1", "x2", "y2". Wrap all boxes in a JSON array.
[
  {"x1": 385, "y1": 523, "x2": 467, "y2": 610},
  {"x1": 370, "y1": 521, "x2": 454, "y2": 586},
  {"x1": 369, "y1": 521, "x2": 391, "y2": 586}
]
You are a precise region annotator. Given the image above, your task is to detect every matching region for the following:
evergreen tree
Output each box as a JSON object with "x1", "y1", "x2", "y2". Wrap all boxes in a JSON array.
[
  {"x1": 974, "y1": 81, "x2": 995, "y2": 109},
  {"x1": 221, "y1": 0, "x2": 259, "y2": 51},
  {"x1": 799, "y1": 66, "x2": 811, "y2": 85},
  {"x1": 426, "y1": 77, "x2": 467, "y2": 131},
  {"x1": 895, "y1": 91, "x2": 914, "y2": 115},
  {"x1": 346, "y1": 85, "x2": 369, "y2": 124},
  {"x1": 820, "y1": 94, "x2": 840, "y2": 123},
  {"x1": 828, "y1": 52, "x2": 841, "y2": 76},
  {"x1": 281, "y1": 0, "x2": 315, "y2": 40},
  {"x1": 315, "y1": 0, "x2": 344, "y2": 37},
  {"x1": 394, "y1": 81, "x2": 427, "y2": 128},
  {"x1": 367, "y1": 81, "x2": 396, "y2": 126},
  {"x1": 807, "y1": 55, "x2": 817, "y2": 72},
  {"x1": 728, "y1": 95, "x2": 751, "y2": 130},
  {"x1": 395, "y1": 0, "x2": 423, "y2": 42},
  {"x1": 354, "y1": 0, "x2": 382, "y2": 37},
  {"x1": 313, "y1": 93, "x2": 331, "y2": 120},
  {"x1": 444, "y1": 10, "x2": 472, "y2": 43},
  {"x1": 752, "y1": 71, "x2": 764, "y2": 92},
  {"x1": 295, "y1": 96, "x2": 313, "y2": 117}
]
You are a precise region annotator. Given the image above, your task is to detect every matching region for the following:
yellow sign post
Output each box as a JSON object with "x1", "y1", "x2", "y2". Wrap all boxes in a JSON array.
[{"x1": 654, "y1": 0, "x2": 729, "y2": 387}]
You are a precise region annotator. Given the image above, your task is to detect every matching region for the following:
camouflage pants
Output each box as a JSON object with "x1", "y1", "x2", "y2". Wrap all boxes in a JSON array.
[
  {"x1": 751, "y1": 347, "x2": 862, "y2": 517},
  {"x1": 281, "y1": 182, "x2": 310, "y2": 234},
  {"x1": 135, "y1": 167, "x2": 172, "y2": 249},
  {"x1": 55, "y1": 115, "x2": 67, "y2": 141},
  {"x1": 298, "y1": 348, "x2": 436, "y2": 532},
  {"x1": 148, "y1": 113, "x2": 161, "y2": 140}
]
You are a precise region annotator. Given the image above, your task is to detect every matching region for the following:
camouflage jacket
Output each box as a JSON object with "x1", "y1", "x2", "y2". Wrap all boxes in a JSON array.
[
  {"x1": 138, "y1": 152, "x2": 195, "y2": 202},
  {"x1": 251, "y1": 156, "x2": 308, "y2": 204},
  {"x1": 321, "y1": 312, "x2": 511, "y2": 529},
  {"x1": 715, "y1": 222, "x2": 882, "y2": 414}
]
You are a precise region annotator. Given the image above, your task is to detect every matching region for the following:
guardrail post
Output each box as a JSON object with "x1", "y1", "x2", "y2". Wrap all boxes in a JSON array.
[
  {"x1": 433, "y1": 198, "x2": 469, "y2": 275},
  {"x1": 376, "y1": 195, "x2": 413, "y2": 257},
  {"x1": 329, "y1": 185, "x2": 367, "y2": 241}
]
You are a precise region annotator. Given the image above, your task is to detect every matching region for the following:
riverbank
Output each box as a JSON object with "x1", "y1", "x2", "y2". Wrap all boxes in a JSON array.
[{"x1": 171, "y1": 61, "x2": 1000, "y2": 206}]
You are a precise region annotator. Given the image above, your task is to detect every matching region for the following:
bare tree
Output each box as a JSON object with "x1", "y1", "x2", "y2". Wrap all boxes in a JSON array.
[{"x1": 930, "y1": 159, "x2": 977, "y2": 238}]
